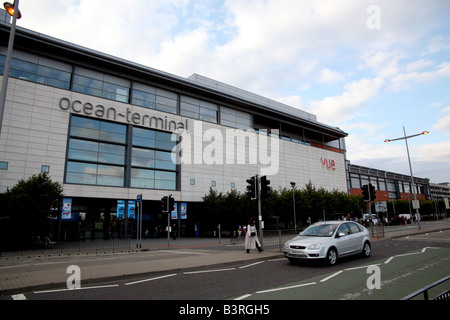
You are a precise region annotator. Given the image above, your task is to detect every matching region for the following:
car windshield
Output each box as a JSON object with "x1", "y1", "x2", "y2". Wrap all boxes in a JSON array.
[{"x1": 300, "y1": 224, "x2": 338, "y2": 237}]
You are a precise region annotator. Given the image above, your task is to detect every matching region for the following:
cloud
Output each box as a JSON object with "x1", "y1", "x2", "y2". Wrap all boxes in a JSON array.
[
  {"x1": 389, "y1": 62, "x2": 450, "y2": 92},
  {"x1": 317, "y1": 68, "x2": 345, "y2": 84},
  {"x1": 307, "y1": 77, "x2": 385, "y2": 124},
  {"x1": 425, "y1": 36, "x2": 450, "y2": 55},
  {"x1": 432, "y1": 106, "x2": 450, "y2": 132},
  {"x1": 405, "y1": 59, "x2": 435, "y2": 72}
]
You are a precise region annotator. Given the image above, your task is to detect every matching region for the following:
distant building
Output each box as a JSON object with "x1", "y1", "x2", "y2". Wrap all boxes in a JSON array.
[{"x1": 347, "y1": 163, "x2": 430, "y2": 201}]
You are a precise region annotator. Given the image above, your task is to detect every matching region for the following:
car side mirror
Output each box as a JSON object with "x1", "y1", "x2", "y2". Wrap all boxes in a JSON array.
[{"x1": 336, "y1": 232, "x2": 346, "y2": 238}]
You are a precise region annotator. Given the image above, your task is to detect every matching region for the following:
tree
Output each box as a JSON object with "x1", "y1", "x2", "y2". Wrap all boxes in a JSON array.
[
  {"x1": 4, "y1": 173, "x2": 64, "y2": 247},
  {"x1": 198, "y1": 181, "x2": 367, "y2": 233}
]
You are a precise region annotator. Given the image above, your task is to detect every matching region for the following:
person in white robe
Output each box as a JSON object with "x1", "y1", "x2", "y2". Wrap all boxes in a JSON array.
[{"x1": 245, "y1": 217, "x2": 262, "y2": 253}]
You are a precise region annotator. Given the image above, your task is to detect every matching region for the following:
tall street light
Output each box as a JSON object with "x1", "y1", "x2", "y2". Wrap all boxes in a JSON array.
[
  {"x1": 290, "y1": 182, "x2": 297, "y2": 232},
  {"x1": 0, "y1": 0, "x2": 21, "y2": 136},
  {"x1": 384, "y1": 127, "x2": 429, "y2": 230}
]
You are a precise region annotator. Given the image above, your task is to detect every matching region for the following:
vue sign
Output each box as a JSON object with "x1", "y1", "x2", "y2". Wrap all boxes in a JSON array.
[{"x1": 321, "y1": 158, "x2": 336, "y2": 171}]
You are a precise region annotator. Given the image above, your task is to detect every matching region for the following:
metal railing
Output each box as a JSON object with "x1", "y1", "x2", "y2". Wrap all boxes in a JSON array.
[
  {"x1": 402, "y1": 275, "x2": 450, "y2": 300},
  {"x1": 0, "y1": 238, "x2": 136, "y2": 257}
]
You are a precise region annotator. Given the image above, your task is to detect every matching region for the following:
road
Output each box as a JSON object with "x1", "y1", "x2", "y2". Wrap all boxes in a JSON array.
[{"x1": 7, "y1": 230, "x2": 450, "y2": 301}]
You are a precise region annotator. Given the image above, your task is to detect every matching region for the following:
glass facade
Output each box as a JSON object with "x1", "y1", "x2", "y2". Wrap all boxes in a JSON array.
[
  {"x1": 0, "y1": 54, "x2": 71, "y2": 90},
  {"x1": 180, "y1": 95, "x2": 218, "y2": 123},
  {"x1": 132, "y1": 83, "x2": 178, "y2": 114},
  {"x1": 72, "y1": 67, "x2": 130, "y2": 103},
  {"x1": 66, "y1": 116, "x2": 178, "y2": 190},
  {"x1": 130, "y1": 127, "x2": 177, "y2": 190}
]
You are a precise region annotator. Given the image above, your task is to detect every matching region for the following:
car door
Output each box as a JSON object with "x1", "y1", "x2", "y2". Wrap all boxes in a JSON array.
[
  {"x1": 347, "y1": 222, "x2": 363, "y2": 253},
  {"x1": 335, "y1": 223, "x2": 352, "y2": 255}
]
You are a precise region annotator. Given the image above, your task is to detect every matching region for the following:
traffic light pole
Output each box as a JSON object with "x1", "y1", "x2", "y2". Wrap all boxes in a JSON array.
[{"x1": 256, "y1": 175, "x2": 263, "y2": 248}]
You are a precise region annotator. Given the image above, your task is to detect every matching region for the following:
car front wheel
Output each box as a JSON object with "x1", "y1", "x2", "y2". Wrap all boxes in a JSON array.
[{"x1": 326, "y1": 248, "x2": 338, "y2": 266}]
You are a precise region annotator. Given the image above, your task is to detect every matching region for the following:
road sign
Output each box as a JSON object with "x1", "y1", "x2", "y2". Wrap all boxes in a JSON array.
[
  {"x1": 137, "y1": 194, "x2": 143, "y2": 203},
  {"x1": 375, "y1": 201, "x2": 387, "y2": 212},
  {"x1": 412, "y1": 200, "x2": 420, "y2": 210}
]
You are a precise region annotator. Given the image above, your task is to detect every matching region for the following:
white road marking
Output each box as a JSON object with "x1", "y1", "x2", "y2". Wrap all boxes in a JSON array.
[
  {"x1": 239, "y1": 261, "x2": 265, "y2": 269},
  {"x1": 125, "y1": 274, "x2": 177, "y2": 286},
  {"x1": 320, "y1": 271, "x2": 344, "y2": 283}
]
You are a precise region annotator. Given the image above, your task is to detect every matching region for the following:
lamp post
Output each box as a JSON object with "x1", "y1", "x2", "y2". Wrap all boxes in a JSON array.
[
  {"x1": 0, "y1": 0, "x2": 21, "y2": 136},
  {"x1": 384, "y1": 127, "x2": 429, "y2": 230},
  {"x1": 290, "y1": 182, "x2": 297, "y2": 232}
]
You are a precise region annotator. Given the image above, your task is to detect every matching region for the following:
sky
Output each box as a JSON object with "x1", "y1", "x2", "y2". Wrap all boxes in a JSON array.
[{"x1": 15, "y1": 0, "x2": 450, "y2": 183}]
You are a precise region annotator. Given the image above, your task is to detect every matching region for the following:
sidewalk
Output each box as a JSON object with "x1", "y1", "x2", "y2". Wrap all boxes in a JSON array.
[{"x1": 1, "y1": 220, "x2": 449, "y2": 297}]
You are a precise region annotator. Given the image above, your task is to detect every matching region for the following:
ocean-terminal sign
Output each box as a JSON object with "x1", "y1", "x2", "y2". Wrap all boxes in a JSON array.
[{"x1": 59, "y1": 97, "x2": 189, "y2": 133}]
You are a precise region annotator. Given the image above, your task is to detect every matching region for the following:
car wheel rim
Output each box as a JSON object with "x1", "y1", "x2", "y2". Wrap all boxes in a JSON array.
[
  {"x1": 364, "y1": 243, "x2": 371, "y2": 256},
  {"x1": 328, "y1": 250, "x2": 337, "y2": 265}
]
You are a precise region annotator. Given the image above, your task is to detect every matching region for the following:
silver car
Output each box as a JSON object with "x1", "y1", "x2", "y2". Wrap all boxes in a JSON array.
[{"x1": 284, "y1": 221, "x2": 372, "y2": 265}]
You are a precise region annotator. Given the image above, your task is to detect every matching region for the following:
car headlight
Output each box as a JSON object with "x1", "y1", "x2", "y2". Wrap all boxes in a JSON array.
[{"x1": 307, "y1": 243, "x2": 322, "y2": 250}]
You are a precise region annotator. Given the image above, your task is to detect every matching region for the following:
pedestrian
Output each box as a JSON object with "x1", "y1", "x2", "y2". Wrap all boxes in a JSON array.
[
  {"x1": 238, "y1": 225, "x2": 242, "y2": 238},
  {"x1": 245, "y1": 217, "x2": 262, "y2": 253},
  {"x1": 172, "y1": 224, "x2": 177, "y2": 240}
]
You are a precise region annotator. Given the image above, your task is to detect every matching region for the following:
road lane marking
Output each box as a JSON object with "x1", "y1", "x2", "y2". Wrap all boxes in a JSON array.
[
  {"x1": 256, "y1": 282, "x2": 317, "y2": 294},
  {"x1": 158, "y1": 250, "x2": 210, "y2": 255},
  {"x1": 320, "y1": 271, "x2": 344, "y2": 283},
  {"x1": 239, "y1": 261, "x2": 265, "y2": 269},
  {"x1": 34, "y1": 284, "x2": 119, "y2": 294},
  {"x1": 125, "y1": 274, "x2": 177, "y2": 286},
  {"x1": 0, "y1": 264, "x2": 30, "y2": 269},
  {"x1": 345, "y1": 263, "x2": 381, "y2": 271},
  {"x1": 384, "y1": 257, "x2": 394, "y2": 264},
  {"x1": 184, "y1": 268, "x2": 236, "y2": 275}
]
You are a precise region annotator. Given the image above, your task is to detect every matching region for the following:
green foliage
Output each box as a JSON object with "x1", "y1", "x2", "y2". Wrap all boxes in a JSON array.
[
  {"x1": 3, "y1": 173, "x2": 64, "y2": 246},
  {"x1": 201, "y1": 182, "x2": 366, "y2": 230}
]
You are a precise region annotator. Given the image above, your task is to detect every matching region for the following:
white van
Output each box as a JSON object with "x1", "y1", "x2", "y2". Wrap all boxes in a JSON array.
[{"x1": 363, "y1": 213, "x2": 379, "y2": 225}]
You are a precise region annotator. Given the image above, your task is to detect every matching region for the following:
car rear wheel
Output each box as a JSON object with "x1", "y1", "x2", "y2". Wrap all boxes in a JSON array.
[
  {"x1": 326, "y1": 248, "x2": 337, "y2": 266},
  {"x1": 361, "y1": 241, "x2": 371, "y2": 258}
]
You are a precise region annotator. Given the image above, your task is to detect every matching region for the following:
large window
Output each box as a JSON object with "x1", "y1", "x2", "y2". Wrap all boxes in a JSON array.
[
  {"x1": 65, "y1": 116, "x2": 178, "y2": 190},
  {"x1": 72, "y1": 67, "x2": 130, "y2": 103},
  {"x1": 132, "y1": 83, "x2": 178, "y2": 114},
  {"x1": 66, "y1": 117, "x2": 127, "y2": 187},
  {"x1": 180, "y1": 95, "x2": 218, "y2": 123},
  {"x1": 130, "y1": 127, "x2": 177, "y2": 190},
  {"x1": 0, "y1": 54, "x2": 71, "y2": 90},
  {"x1": 220, "y1": 106, "x2": 252, "y2": 130}
]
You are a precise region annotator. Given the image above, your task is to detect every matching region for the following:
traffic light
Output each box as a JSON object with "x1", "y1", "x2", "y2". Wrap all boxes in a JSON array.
[
  {"x1": 361, "y1": 184, "x2": 369, "y2": 201},
  {"x1": 169, "y1": 196, "x2": 176, "y2": 212},
  {"x1": 369, "y1": 183, "x2": 376, "y2": 201},
  {"x1": 161, "y1": 196, "x2": 168, "y2": 212},
  {"x1": 246, "y1": 176, "x2": 256, "y2": 199},
  {"x1": 260, "y1": 175, "x2": 271, "y2": 198}
]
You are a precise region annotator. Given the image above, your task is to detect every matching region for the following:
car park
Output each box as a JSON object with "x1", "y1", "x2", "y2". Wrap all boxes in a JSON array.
[{"x1": 283, "y1": 221, "x2": 372, "y2": 265}]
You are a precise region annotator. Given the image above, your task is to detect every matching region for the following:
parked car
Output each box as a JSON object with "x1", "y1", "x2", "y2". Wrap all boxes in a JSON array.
[{"x1": 283, "y1": 221, "x2": 372, "y2": 265}]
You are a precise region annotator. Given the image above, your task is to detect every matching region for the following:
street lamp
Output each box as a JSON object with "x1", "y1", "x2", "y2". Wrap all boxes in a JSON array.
[
  {"x1": 3, "y1": 2, "x2": 21, "y2": 19},
  {"x1": 0, "y1": 0, "x2": 21, "y2": 136},
  {"x1": 384, "y1": 127, "x2": 429, "y2": 230},
  {"x1": 290, "y1": 182, "x2": 297, "y2": 232}
]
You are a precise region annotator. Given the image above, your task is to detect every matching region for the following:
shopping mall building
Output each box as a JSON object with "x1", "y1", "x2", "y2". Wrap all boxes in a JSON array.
[{"x1": 0, "y1": 11, "x2": 433, "y2": 239}]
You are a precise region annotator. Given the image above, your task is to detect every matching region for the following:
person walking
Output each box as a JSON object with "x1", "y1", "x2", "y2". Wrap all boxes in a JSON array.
[{"x1": 245, "y1": 217, "x2": 262, "y2": 253}]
